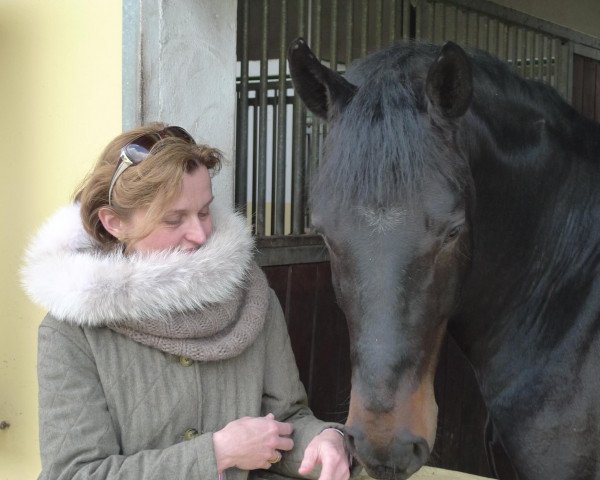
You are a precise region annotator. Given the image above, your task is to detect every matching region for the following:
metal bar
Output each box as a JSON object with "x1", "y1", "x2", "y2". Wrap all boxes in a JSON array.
[
  {"x1": 542, "y1": 35, "x2": 549, "y2": 84},
  {"x1": 450, "y1": 4, "x2": 458, "y2": 42},
  {"x1": 488, "y1": 18, "x2": 497, "y2": 57},
  {"x1": 433, "y1": 0, "x2": 600, "y2": 51},
  {"x1": 388, "y1": 0, "x2": 396, "y2": 45},
  {"x1": 497, "y1": 20, "x2": 507, "y2": 61},
  {"x1": 330, "y1": 0, "x2": 338, "y2": 70},
  {"x1": 468, "y1": 10, "x2": 476, "y2": 47},
  {"x1": 255, "y1": 235, "x2": 328, "y2": 267},
  {"x1": 526, "y1": 30, "x2": 534, "y2": 79},
  {"x1": 274, "y1": 0, "x2": 287, "y2": 235},
  {"x1": 433, "y1": 2, "x2": 443, "y2": 44},
  {"x1": 235, "y1": 0, "x2": 250, "y2": 215},
  {"x1": 508, "y1": 24, "x2": 517, "y2": 70},
  {"x1": 346, "y1": 0, "x2": 354, "y2": 66},
  {"x1": 251, "y1": 103, "x2": 258, "y2": 233},
  {"x1": 292, "y1": 0, "x2": 306, "y2": 235},
  {"x1": 312, "y1": 0, "x2": 322, "y2": 53},
  {"x1": 477, "y1": 14, "x2": 487, "y2": 51},
  {"x1": 374, "y1": 0, "x2": 383, "y2": 50},
  {"x1": 550, "y1": 38, "x2": 558, "y2": 88},
  {"x1": 574, "y1": 43, "x2": 600, "y2": 62},
  {"x1": 565, "y1": 40, "x2": 574, "y2": 103},
  {"x1": 307, "y1": 0, "x2": 322, "y2": 233},
  {"x1": 534, "y1": 33, "x2": 543, "y2": 81},
  {"x1": 456, "y1": 6, "x2": 466, "y2": 46},
  {"x1": 402, "y1": 0, "x2": 410, "y2": 40},
  {"x1": 360, "y1": 0, "x2": 368, "y2": 55},
  {"x1": 256, "y1": 0, "x2": 269, "y2": 236},
  {"x1": 517, "y1": 27, "x2": 526, "y2": 78}
]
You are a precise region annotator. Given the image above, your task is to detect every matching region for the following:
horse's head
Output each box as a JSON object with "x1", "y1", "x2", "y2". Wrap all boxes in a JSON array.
[{"x1": 289, "y1": 39, "x2": 474, "y2": 479}]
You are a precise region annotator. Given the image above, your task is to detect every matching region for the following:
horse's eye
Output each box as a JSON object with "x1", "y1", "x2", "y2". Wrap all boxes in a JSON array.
[{"x1": 445, "y1": 225, "x2": 463, "y2": 242}]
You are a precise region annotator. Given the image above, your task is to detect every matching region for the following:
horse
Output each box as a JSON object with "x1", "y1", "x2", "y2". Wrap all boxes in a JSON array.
[{"x1": 288, "y1": 37, "x2": 600, "y2": 480}]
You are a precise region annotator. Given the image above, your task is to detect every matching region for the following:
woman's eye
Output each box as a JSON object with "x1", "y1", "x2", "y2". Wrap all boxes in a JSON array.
[
  {"x1": 164, "y1": 217, "x2": 182, "y2": 226},
  {"x1": 198, "y1": 210, "x2": 210, "y2": 219}
]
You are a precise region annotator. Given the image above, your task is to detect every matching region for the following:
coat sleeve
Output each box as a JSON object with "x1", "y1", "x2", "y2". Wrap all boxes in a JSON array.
[
  {"x1": 259, "y1": 291, "x2": 347, "y2": 480},
  {"x1": 37, "y1": 318, "x2": 219, "y2": 480}
]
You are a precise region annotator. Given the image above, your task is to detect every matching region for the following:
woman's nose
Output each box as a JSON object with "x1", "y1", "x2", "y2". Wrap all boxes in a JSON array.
[{"x1": 185, "y1": 219, "x2": 210, "y2": 246}]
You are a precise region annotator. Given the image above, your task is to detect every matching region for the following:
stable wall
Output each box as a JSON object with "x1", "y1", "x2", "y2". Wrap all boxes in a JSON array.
[
  {"x1": 0, "y1": 1, "x2": 121, "y2": 478},
  {"x1": 494, "y1": 0, "x2": 600, "y2": 39}
]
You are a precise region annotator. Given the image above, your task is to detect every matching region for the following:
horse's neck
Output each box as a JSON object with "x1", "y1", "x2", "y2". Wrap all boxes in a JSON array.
[{"x1": 450, "y1": 104, "x2": 600, "y2": 396}]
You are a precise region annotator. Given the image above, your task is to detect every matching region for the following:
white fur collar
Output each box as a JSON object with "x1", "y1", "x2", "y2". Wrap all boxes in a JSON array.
[{"x1": 21, "y1": 203, "x2": 255, "y2": 326}]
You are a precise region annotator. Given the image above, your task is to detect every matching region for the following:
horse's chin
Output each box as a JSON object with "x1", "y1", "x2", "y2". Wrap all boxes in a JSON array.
[{"x1": 363, "y1": 464, "x2": 422, "y2": 480}]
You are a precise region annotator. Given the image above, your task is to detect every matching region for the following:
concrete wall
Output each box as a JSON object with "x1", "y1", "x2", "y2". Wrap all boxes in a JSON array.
[{"x1": 123, "y1": 0, "x2": 238, "y2": 208}]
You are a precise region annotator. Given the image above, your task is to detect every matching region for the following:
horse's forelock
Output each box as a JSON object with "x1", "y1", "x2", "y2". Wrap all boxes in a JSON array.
[{"x1": 312, "y1": 52, "x2": 467, "y2": 210}]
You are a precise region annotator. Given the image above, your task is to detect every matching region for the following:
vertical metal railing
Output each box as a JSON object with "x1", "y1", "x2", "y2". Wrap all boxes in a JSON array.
[
  {"x1": 235, "y1": 0, "x2": 250, "y2": 216},
  {"x1": 415, "y1": 0, "x2": 570, "y2": 98},
  {"x1": 236, "y1": 0, "x2": 413, "y2": 238},
  {"x1": 256, "y1": 1, "x2": 269, "y2": 236},
  {"x1": 274, "y1": 0, "x2": 288, "y2": 235},
  {"x1": 291, "y1": 0, "x2": 307, "y2": 235},
  {"x1": 235, "y1": 0, "x2": 574, "y2": 241}
]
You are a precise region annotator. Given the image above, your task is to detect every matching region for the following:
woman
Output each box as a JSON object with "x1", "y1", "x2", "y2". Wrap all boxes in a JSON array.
[{"x1": 22, "y1": 124, "x2": 352, "y2": 480}]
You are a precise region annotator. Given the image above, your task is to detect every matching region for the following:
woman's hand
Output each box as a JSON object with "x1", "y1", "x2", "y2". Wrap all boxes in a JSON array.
[
  {"x1": 213, "y1": 413, "x2": 294, "y2": 472},
  {"x1": 299, "y1": 428, "x2": 351, "y2": 480}
]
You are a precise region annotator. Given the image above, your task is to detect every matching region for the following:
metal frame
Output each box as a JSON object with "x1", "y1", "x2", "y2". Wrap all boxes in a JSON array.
[{"x1": 237, "y1": 0, "x2": 600, "y2": 267}]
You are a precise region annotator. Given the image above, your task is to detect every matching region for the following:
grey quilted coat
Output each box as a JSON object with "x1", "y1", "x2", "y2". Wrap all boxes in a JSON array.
[{"x1": 22, "y1": 204, "x2": 343, "y2": 480}]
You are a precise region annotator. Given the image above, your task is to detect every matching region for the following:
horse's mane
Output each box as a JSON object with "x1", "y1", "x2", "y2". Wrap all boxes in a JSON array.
[{"x1": 311, "y1": 41, "x2": 599, "y2": 209}]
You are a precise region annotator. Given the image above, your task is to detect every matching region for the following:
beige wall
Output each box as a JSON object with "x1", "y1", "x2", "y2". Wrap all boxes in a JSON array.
[
  {"x1": 493, "y1": 0, "x2": 600, "y2": 39},
  {"x1": 0, "y1": 1, "x2": 121, "y2": 477}
]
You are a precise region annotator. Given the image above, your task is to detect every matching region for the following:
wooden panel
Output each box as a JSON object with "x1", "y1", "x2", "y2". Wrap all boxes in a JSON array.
[
  {"x1": 595, "y1": 61, "x2": 600, "y2": 122},
  {"x1": 307, "y1": 263, "x2": 352, "y2": 423},
  {"x1": 271, "y1": 263, "x2": 318, "y2": 390},
  {"x1": 573, "y1": 54, "x2": 584, "y2": 112},
  {"x1": 262, "y1": 262, "x2": 500, "y2": 478},
  {"x1": 573, "y1": 53, "x2": 600, "y2": 123},
  {"x1": 263, "y1": 263, "x2": 351, "y2": 423},
  {"x1": 582, "y1": 56, "x2": 596, "y2": 120}
]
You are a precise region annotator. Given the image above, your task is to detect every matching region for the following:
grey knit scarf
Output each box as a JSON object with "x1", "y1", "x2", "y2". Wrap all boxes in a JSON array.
[{"x1": 108, "y1": 264, "x2": 270, "y2": 361}]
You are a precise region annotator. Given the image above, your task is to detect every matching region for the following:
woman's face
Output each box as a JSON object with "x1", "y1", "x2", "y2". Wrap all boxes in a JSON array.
[{"x1": 126, "y1": 165, "x2": 214, "y2": 254}]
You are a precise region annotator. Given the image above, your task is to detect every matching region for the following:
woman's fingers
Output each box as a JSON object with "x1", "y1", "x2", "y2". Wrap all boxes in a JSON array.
[
  {"x1": 274, "y1": 419, "x2": 294, "y2": 436},
  {"x1": 214, "y1": 415, "x2": 296, "y2": 471},
  {"x1": 298, "y1": 444, "x2": 318, "y2": 475},
  {"x1": 275, "y1": 436, "x2": 294, "y2": 451},
  {"x1": 299, "y1": 429, "x2": 351, "y2": 480}
]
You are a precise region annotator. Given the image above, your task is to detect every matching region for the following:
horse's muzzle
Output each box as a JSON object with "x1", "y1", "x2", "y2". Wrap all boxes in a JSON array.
[{"x1": 345, "y1": 427, "x2": 430, "y2": 480}]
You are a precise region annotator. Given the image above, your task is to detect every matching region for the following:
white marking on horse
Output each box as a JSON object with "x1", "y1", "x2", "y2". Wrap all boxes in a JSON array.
[{"x1": 359, "y1": 206, "x2": 407, "y2": 232}]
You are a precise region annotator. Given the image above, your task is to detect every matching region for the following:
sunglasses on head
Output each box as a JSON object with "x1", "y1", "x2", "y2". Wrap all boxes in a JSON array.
[{"x1": 108, "y1": 126, "x2": 196, "y2": 206}]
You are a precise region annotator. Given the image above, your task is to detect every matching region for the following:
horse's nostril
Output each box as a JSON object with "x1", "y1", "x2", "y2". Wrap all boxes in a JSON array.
[{"x1": 409, "y1": 438, "x2": 429, "y2": 472}]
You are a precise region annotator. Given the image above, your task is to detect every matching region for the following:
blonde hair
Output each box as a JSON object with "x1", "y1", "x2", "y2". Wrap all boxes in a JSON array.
[{"x1": 75, "y1": 123, "x2": 222, "y2": 249}]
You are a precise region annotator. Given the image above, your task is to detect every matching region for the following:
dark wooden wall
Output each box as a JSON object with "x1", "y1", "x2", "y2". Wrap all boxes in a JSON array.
[
  {"x1": 573, "y1": 54, "x2": 600, "y2": 122},
  {"x1": 262, "y1": 262, "x2": 494, "y2": 478}
]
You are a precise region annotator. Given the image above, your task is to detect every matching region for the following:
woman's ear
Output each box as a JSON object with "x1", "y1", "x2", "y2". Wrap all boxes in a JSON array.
[{"x1": 98, "y1": 207, "x2": 126, "y2": 240}]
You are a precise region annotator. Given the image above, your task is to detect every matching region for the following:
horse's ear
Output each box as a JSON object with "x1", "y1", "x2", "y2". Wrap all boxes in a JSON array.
[
  {"x1": 288, "y1": 37, "x2": 357, "y2": 119},
  {"x1": 425, "y1": 41, "x2": 473, "y2": 119}
]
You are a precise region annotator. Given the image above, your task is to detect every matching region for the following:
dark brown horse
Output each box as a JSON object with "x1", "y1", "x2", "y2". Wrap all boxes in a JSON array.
[{"x1": 289, "y1": 37, "x2": 600, "y2": 480}]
